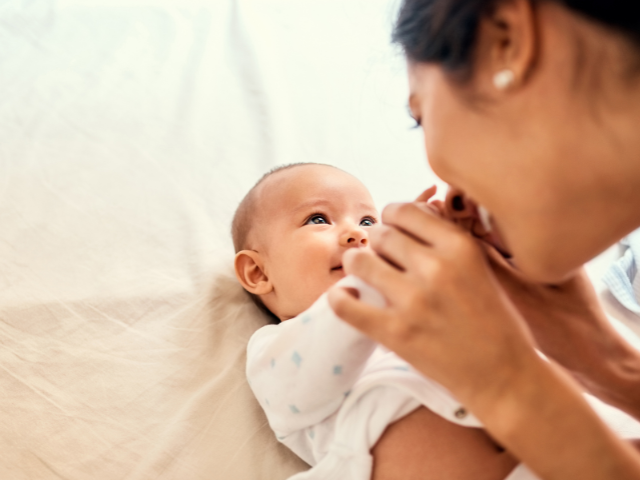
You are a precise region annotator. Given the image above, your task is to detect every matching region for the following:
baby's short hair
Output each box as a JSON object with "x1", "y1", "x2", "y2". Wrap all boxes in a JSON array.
[{"x1": 231, "y1": 162, "x2": 334, "y2": 253}]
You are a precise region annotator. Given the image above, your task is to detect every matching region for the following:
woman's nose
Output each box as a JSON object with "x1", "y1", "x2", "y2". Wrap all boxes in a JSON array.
[{"x1": 340, "y1": 227, "x2": 368, "y2": 247}]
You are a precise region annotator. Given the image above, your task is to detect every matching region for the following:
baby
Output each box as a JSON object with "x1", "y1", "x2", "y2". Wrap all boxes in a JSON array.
[{"x1": 233, "y1": 163, "x2": 534, "y2": 480}]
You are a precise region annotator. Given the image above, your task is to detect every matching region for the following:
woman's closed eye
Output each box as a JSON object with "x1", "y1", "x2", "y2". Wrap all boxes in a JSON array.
[
  {"x1": 306, "y1": 214, "x2": 329, "y2": 225},
  {"x1": 406, "y1": 104, "x2": 422, "y2": 129}
]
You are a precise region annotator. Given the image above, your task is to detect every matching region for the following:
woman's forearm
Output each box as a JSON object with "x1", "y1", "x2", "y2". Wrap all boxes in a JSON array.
[
  {"x1": 472, "y1": 352, "x2": 640, "y2": 480},
  {"x1": 488, "y1": 260, "x2": 640, "y2": 419},
  {"x1": 574, "y1": 332, "x2": 640, "y2": 421}
]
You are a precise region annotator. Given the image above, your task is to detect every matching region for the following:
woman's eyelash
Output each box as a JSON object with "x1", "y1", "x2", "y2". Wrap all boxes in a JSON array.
[{"x1": 406, "y1": 105, "x2": 421, "y2": 129}]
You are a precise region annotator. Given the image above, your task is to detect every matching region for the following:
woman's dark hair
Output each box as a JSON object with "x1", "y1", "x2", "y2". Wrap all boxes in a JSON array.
[{"x1": 392, "y1": 0, "x2": 640, "y2": 77}]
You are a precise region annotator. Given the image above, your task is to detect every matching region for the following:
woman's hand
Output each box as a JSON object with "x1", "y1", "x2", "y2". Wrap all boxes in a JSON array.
[
  {"x1": 418, "y1": 185, "x2": 640, "y2": 417},
  {"x1": 328, "y1": 198, "x2": 640, "y2": 479},
  {"x1": 485, "y1": 247, "x2": 640, "y2": 419},
  {"x1": 327, "y1": 201, "x2": 539, "y2": 412}
]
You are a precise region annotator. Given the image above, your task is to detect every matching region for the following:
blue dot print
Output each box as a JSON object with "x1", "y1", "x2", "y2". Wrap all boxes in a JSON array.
[
  {"x1": 291, "y1": 351, "x2": 302, "y2": 367},
  {"x1": 333, "y1": 365, "x2": 343, "y2": 375},
  {"x1": 290, "y1": 404, "x2": 300, "y2": 414}
]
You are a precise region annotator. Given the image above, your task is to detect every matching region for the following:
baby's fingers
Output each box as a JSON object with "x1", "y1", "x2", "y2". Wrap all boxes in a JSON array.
[
  {"x1": 426, "y1": 199, "x2": 447, "y2": 218},
  {"x1": 414, "y1": 185, "x2": 437, "y2": 203}
]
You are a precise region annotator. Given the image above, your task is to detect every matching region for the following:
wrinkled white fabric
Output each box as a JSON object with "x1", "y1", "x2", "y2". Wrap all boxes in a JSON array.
[{"x1": 603, "y1": 229, "x2": 640, "y2": 314}]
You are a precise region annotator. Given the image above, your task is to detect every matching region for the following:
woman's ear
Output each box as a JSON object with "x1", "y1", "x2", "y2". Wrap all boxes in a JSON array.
[
  {"x1": 476, "y1": 0, "x2": 537, "y2": 90},
  {"x1": 234, "y1": 250, "x2": 273, "y2": 296}
]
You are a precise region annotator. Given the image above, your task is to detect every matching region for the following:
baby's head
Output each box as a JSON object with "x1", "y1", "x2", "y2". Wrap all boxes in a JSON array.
[{"x1": 232, "y1": 163, "x2": 378, "y2": 321}]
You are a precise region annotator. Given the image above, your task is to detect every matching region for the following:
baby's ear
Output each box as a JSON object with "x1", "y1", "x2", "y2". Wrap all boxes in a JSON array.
[{"x1": 234, "y1": 250, "x2": 273, "y2": 296}]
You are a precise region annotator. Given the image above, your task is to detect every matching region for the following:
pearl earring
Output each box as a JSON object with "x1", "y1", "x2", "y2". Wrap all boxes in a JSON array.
[{"x1": 493, "y1": 69, "x2": 515, "y2": 90}]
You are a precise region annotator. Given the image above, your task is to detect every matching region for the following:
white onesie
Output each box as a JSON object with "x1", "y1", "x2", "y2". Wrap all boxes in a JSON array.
[{"x1": 246, "y1": 276, "x2": 537, "y2": 480}]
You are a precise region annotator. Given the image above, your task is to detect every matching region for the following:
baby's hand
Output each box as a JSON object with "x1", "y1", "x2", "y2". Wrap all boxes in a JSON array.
[
  {"x1": 442, "y1": 188, "x2": 490, "y2": 237},
  {"x1": 414, "y1": 186, "x2": 509, "y2": 257},
  {"x1": 413, "y1": 185, "x2": 447, "y2": 218},
  {"x1": 412, "y1": 186, "x2": 480, "y2": 228}
]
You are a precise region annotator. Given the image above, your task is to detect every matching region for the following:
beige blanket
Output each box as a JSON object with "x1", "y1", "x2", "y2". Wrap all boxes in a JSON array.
[{"x1": 0, "y1": 0, "x2": 436, "y2": 478}]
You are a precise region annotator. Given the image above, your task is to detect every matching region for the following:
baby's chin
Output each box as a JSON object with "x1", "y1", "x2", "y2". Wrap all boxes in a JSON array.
[{"x1": 279, "y1": 271, "x2": 346, "y2": 321}]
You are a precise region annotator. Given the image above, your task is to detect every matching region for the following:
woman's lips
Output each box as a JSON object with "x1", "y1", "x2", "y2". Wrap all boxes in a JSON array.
[
  {"x1": 482, "y1": 231, "x2": 512, "y2": 259},
  {"x1": 464, "y1": 204, "x2": 512, "y2": 259},
  {"x1": 475, "y1": 217, "x2": 512, "y2": 259}
]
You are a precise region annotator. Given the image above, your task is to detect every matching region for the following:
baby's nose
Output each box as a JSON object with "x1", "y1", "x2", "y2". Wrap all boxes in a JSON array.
[{"x1": 342, "y1": 228, "x2": 368, "y2": 247}]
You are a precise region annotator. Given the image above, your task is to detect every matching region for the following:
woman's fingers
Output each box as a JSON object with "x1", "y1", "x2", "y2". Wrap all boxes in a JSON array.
[
  {"x1": 342, "y1": 248, "x2": 409, "y2": 302},
  {"x1": 428, "y1": 199, "x2": 447, "y2": 218},
  {"x1": 333, "y1": 202, "x2": 546, "y2": 416},
  {"x1": 369, "y1": 225, "x2": 433, "y2": 273},
  {"x1": 381, "y1": 202, "x2": 462, "y2": 248},
  {"x1": 327, "y1": 286, "x2": 389, "y2": 340}
]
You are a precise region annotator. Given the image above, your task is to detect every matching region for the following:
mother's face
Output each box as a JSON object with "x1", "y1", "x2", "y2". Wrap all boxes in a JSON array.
[{"x1": 407, "y1": 59, "x2": 629, "y2": 283}]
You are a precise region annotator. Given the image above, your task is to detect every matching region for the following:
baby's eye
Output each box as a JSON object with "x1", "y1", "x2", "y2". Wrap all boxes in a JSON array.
[
  {"x1": 360, "y1": 218, "x2": 376, "y2": 227},
  {"x1": 306, "y1": 215, "x2": 329, "y2": 225}
]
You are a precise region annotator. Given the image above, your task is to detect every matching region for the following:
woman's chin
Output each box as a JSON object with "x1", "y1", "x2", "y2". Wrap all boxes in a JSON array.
[{"x1": 510, "y1": 253, "x2": 579, "y2": 284}]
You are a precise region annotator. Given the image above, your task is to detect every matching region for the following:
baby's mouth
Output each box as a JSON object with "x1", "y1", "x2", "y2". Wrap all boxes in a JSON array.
[{"x1": 331, "y1": 265, "x2": 343, "y2": 272}]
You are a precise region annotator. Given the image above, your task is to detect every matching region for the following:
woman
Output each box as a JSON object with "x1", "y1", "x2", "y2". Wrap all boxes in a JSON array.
[{"x1": 328, "y1": 1, "x2": 640, "y2": 479}]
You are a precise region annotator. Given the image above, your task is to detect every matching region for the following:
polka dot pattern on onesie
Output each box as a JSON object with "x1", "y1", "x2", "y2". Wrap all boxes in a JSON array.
[{"x1": 291, "y1": 351, "x2": 302, "y2": 367}]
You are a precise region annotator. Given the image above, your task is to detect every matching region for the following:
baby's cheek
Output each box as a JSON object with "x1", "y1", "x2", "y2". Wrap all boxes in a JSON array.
[{"x1": 278, "y1": 236, "x2": 336, "y2": 312}]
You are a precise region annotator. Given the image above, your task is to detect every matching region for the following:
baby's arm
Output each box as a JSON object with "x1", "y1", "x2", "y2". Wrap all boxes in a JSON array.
[
  {"x1": 246, "y1": 291, "x2": 377, "y2": 436},
  {"x1": 371, "y1": 406, "x2": 521, "y2": 480}
]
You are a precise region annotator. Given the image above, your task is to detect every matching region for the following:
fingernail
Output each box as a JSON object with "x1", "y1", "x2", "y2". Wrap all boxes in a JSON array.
[
  {"x1": 452, "y1": 195, "x2": 465, "y2": 211},
  {"x1": 478, "y1": 205, "x2": 492, "y2": 232}
]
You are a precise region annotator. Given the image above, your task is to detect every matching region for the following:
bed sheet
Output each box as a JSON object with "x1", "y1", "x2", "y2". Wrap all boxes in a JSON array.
[
  {"x1": 0, "y1": 1, "x2": 638, "y2": 479},
  {"x1": 0, "y1": 0, "x2": 436, "y2": 478}
]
